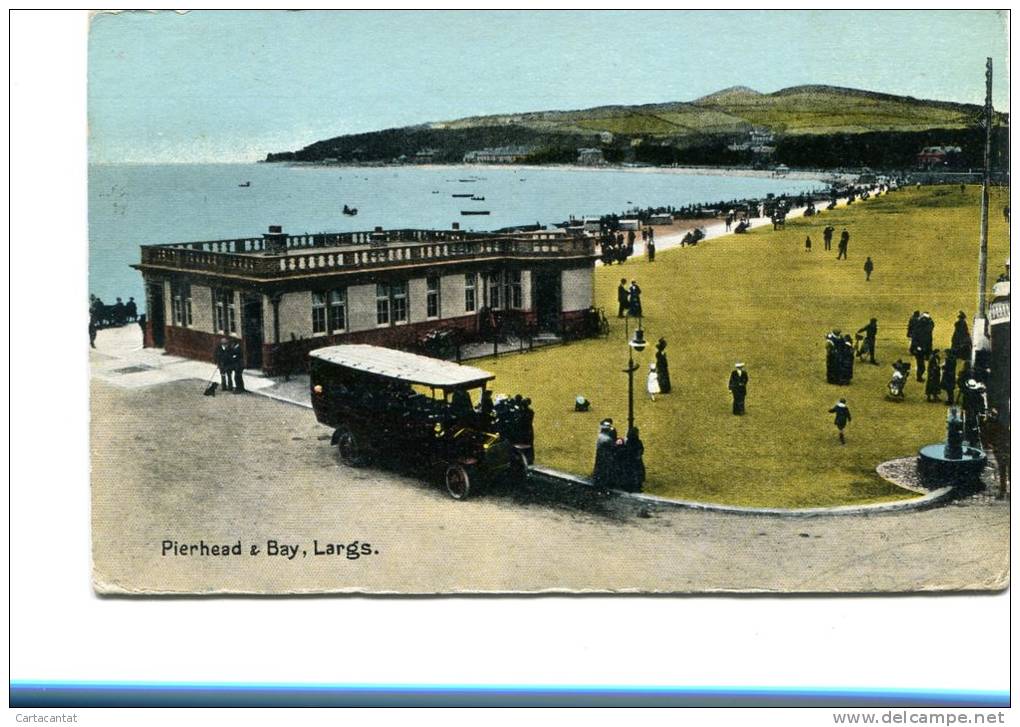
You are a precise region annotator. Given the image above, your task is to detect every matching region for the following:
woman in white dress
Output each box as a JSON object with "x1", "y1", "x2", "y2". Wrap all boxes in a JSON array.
[{"x1": 647, "y1": 363, "x2": 661, "y2": 402}]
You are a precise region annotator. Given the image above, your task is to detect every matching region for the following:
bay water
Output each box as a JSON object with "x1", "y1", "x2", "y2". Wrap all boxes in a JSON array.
[{"x1": 89, "y1": 163, "x2": 824, "y2": 310}]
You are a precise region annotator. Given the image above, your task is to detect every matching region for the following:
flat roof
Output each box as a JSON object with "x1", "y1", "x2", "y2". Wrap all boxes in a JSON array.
[{"x1": 309, "y1": 344, "x2": 495, "y2": 388}]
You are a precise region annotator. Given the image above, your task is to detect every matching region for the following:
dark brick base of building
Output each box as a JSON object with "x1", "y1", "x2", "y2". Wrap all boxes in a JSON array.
[
  {"x1": 164, "y1": 326, "x2": 221, "y2": 364},
  {"x1": 156, "y1": 308, "x2": 594, "y2": 377}
]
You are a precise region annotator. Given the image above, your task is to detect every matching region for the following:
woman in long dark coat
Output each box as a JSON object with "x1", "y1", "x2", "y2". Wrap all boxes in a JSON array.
[
  {"x1": 925, "y1": 350, "x2": 942, "y2": 401},
  {"x1": 621, "y1": 427, "x2": 646, "y2": 493},
  {"x1": 942, "y1": 355, "x2": 957, "y2": 405},
  {"x1": 592, "y1": 420, "x2": 618, "y2": 488},
  {"x1": 951, "y1": 312, "x2": 972, "y2": 359},
  {"x1": 825, "y1": 330, "x2": 841, "y2": 383},
  {"x1": 837, "y1": 335, "x2": 855, "y2": 384},
  {"x1": 654, "y1": 338, "x2": 672, "y2": 393}
]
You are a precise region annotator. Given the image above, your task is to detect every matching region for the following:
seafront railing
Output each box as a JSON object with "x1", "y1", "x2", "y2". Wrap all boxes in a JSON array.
[{"x1": 139, "y1": 234, "x2": 595, "y2": 278}]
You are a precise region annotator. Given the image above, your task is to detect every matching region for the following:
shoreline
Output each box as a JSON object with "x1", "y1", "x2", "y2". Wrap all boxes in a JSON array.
[{"x1": 275, "y1": 159, "x2": 846, "y2": 183}]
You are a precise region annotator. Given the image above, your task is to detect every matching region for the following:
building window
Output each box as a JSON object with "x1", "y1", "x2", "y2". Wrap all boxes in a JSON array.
[
  {"x1": 509, "y1": 270, "x2": 523, "y2": 309},
  {"x1": 392, "y1": 281, "x2": 408, "y2": 323},
  {"x1": 488, "y1": 272, "x2": 501, "y2": 310},
  {"x1": 464, "y1": 273, "x2": 477, "y2": 313},
  {"x1": 377, "y1": 281, "x2": 408, "y2": 326},
  {"x1": 329, "y1": 288, "x2": 347, "y2": 332},
  {"x1": 312, "y1": 291, "x2": 327, "y2": 334},
  {"x1": 376, "y1": 283, "x2": 390, "y2": 325},
  {"x1": 214, "y1": 289, "x2": 237, "y2": 334},
  {"x1": 486, "y1": 270, "x2": 521, "y2": 310},
  {"x1": 426, "y1": 275, "x2": 440, "y2": 319},
  {"x1": 171, "y1": 281, "x2": 192, "y2": 327}
]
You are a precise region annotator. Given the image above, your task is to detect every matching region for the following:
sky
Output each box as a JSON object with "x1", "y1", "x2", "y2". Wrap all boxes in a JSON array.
[{"x1": 87, "y1": 9, "x2": 1010, "y2": 164}]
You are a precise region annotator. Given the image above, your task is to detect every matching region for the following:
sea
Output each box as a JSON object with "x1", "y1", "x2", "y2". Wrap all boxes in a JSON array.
[{"x1": 88, "y1": 163, "x2": 826, "y2": 311}]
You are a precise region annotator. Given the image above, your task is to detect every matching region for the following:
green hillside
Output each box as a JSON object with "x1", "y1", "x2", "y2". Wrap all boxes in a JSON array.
[
  {"x1": 429, "y1": 85, "x2": 997, "y2": 139},
  {"x1": 265, "y1": 84, "x2": 1007, "y2": 167},
  {"x1": 695, "y1": 85, "x2": 989, "y2": 135}
]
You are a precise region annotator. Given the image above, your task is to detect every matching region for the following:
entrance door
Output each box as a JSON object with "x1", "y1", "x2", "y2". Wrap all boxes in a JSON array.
[
  {"x1": 243, "y1": 294, "x2": 264, "y2": 369},
  {"x1": 147, "y1": 282, "x2": 165, "y2": 347},
  {"x1": 533, "y1": 269, "x2": 561, "y2": 333}
]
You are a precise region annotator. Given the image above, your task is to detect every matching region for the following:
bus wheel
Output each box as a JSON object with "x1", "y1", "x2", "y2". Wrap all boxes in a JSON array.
[
  {"x1": 507, "y1": 449, "x2": 529, "y2": 487},
  {"x1": 444, "y1": 464, "x2": 474, "y2": 500},
  {"x1": 335, "y1": 426, "x2": 364, "y2": 467}
]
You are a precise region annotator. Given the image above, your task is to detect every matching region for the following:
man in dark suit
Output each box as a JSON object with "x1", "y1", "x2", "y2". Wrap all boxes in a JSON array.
[
  {"x1": 728, "y1": 362, "x2": 749, "y2": 415},
  {"x1": 910, "y1": 312, "x2": 935, "y2": 382},
  {"x1": 837, "y1": 228, "x2": 850, "y2": 260},
  {"x1": 214, "y1": 338, "x2": 233, "y2": 392},
  {"x1": 617, "y1": 278, "x2": 629, "y2": 318},
  {"x1": 823, "y1": 225, "x2": 834, "y2": 251},
  {"x1": 229, "y1": 340, "x2": 246, "y2": 393},
  {"x1": 856, "y1": 318, "x2": 878, "y2": 365}
]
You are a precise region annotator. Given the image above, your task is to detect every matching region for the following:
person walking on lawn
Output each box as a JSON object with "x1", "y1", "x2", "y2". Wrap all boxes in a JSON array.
[
  {"x1": 836, "y1": 228, "x2": 850, "y2": 260},
  {"x1": 828, "y1": 398, "x2": 852, "y2": 444},
  {"x1": 728, "y1": 362, "x2": 749, "y2": 415},
  {"x1": 864, "y1": 256, "x2": 874, "y2": 281}
]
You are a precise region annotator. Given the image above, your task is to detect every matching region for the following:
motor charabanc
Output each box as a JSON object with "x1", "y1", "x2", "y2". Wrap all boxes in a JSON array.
[{"x1": 309, "y1": 344, "x2": 530, "y2": 500}]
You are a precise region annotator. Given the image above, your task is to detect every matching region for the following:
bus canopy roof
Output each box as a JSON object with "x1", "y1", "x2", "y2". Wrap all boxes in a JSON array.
[{"x1": 309, "y1": 344, "x2": 495, "y2": 389}]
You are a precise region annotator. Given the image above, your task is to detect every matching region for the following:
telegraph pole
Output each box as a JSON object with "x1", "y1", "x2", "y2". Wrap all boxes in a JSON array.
[{"x1": 973, "y1": 57, "x2": 994, "y2": 361}]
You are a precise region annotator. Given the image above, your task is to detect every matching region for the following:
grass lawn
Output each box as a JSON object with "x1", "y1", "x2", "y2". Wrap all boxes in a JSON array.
[{"x1": 482, "y1": 185, "x2": 1010, "y2": 508}]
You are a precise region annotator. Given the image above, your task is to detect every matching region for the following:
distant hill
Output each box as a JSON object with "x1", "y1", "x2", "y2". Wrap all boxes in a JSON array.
[{"x1": 266, "y1": 84, "x2": 1008, "y2": 169}]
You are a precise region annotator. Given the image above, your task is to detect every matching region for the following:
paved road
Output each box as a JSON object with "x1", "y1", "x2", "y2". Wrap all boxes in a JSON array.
[{"x1": 91, "y1": 378, "x2": 1008, "y2": 595}]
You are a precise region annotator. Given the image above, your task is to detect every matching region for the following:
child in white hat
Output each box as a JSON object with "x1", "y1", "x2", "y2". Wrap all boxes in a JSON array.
[{"x1": 647, "y1": 363, "x2": 660, "y2": 401}]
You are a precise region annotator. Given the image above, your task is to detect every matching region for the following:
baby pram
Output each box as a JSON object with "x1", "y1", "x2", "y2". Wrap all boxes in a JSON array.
[{"x1": 888, "y1": 361, "x2": 911, "y2": 398}]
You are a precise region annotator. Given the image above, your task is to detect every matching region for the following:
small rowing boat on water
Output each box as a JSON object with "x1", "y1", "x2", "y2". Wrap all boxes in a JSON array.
[
  {"x1": 461, "y1": 210, "x2": 490, "y2": 215},
  {"x1": 471, "y1": 196, "x2": 485, "y2": 201},
  {"x1": 458, "y1": 178, "x2": 476, "y2": 183},
  {"x1": 452, "y1": 193, "x2": 474, "y2": 198},
  {"x1": 238, "y1": 181, "x2": 251, "y2": 187}
]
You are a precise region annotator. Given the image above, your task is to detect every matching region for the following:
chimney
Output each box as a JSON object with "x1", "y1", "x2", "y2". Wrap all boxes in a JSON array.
[{"x1": 263, "y1": 225, "x2": 287, "y2": 254}]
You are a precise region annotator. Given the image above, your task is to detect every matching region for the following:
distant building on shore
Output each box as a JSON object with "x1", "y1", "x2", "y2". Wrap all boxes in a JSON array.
[
  {"x1": 728, "y1": 126, "x2": 777, "y2": 157},
  {"x1": 132, "y1": 224, "x2": 597, "y2": 375},
  {"x1": 576, "y1": 148, "x2": 605, "y2": 166},
  {"x1": 414, "y1": 148, "x2": 438, "y2": 162},
  {"x1": 916, "y1": 145, "x2": 963, "y2": 168},
  {"x1": 462, "y1": 146, "x2": 534, "y2": 164}
]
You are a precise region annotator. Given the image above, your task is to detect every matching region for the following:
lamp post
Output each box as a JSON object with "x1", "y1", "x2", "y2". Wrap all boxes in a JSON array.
[{"x1": 624, "y1": 327, "x2": 647, "y2": 433}]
